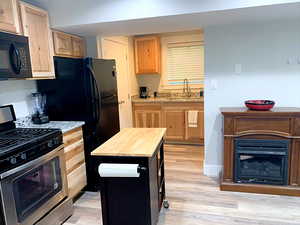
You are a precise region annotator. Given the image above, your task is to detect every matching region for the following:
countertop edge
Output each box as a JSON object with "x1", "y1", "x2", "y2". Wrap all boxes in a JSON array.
[{"x1": 16, "y1": 119, "x2": 85, "y2": 134}]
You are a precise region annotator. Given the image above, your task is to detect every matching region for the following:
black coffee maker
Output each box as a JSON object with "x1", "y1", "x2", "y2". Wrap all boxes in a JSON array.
[{"x1": 139, "y1": 86, "x2": 149, "y2": 98}]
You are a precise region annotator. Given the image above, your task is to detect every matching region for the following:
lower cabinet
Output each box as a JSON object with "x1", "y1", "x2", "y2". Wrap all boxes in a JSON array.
[
  {"x1": 162, "y1": 108, "x2": 185, "y2": 140},
  {"x1": 185, "y1": 110, "x2": 204, "y2": 142},
  {"x1": 63, "y1": 127, "x2": 87, "y2": 198},
  {"x1": 133, "y1": 102, "x2": 204, "y2": 144},
  {"x1": 133, "y1": 103, "x2": 162, "y2": 128}
]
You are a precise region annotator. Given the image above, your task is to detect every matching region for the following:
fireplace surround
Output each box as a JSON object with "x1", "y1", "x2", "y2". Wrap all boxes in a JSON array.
[{"x1": 220, "y1": 107, "x2": 300, "y2": 196}]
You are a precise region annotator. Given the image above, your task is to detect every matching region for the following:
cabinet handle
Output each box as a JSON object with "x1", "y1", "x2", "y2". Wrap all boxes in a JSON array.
[{"x1": 118, "y1": 100, "x2": 125, "y2": 105}]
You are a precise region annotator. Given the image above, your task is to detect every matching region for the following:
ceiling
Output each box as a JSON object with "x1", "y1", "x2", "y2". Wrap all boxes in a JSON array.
[
  {"x1": 27, "y1": 0, "x2": 300, "y2": 37},
  {"x1": 58, "y1": 2, "x2": 300, "y2": 37}
]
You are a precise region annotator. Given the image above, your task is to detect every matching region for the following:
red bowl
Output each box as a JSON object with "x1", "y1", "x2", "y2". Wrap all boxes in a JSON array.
[{"x1": 245, "y1": 100, "x2": 275, "y2": 111}]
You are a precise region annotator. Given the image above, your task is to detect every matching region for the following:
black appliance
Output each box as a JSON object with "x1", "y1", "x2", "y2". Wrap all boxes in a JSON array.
[
  {"x1": 0, "y1": 32, "x2": 32, "y2": 79},
  {"x1": 140, "y1": 86, "x2": 148, "y2": 98},
  {"x1": 37, "y1": 57, "x2": 120, "y2": 191},
  {"x1": 0, "y1": 105, "x2": 71, "y2": 225}
]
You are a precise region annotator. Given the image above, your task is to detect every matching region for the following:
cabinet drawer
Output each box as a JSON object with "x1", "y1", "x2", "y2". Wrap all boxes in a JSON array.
[
  {"x1": 235, "y1": 118, "x2": 290, "y2": 135},
  {"x1": 63, "y1": 127, "x2": 83, "y2": 146},
  {"x1": 65, "y1": 145, "x2": 85, "y2": 174},
  {"x1": 67, "y1": 163, "x2": 87, "y2": 198}
]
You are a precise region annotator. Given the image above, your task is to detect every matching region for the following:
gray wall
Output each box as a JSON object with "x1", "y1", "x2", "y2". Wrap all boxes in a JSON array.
[{"x1": 204, "y1": 20, "x2": 300, "y2": 176}]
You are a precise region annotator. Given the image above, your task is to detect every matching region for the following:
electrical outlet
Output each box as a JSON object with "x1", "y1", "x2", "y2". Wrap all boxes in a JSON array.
[
  {"x1": 235, "y1": 64, "x2": 242, "y2": 74},
  {"x1": 210, "y1": 79, "x2": 218, "y2": 90}
]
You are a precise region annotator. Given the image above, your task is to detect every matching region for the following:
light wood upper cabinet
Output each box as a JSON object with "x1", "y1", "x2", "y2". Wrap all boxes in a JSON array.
[
  {"x1": 134, "y1": 36, "x2": 161, "y2": 75},
  {"x1": 71, "y1": 36, "x2": 85, "y2": 58},
  {"x1": 53, "y1": 30, "x2": 86, "y2": 58},
  {"x1": 53, "y1": 30, "x2": 73, "y2": 56},
  {"x1": 19, "y1": 2, "x2": 55, "y2": 78},
  {"x1": 0, "y1": 0, "x2": 20, "y2": 34}
]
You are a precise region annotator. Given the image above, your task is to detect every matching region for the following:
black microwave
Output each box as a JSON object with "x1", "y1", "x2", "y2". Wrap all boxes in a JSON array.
[{"x1": 0, "y1": 31, "x2": 32, "y2": 80}]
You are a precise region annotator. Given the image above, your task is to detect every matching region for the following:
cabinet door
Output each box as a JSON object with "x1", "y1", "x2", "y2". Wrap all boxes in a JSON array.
[
  {"x1": 63, "y1": 127, "x2": 87, "y2": 198},
  {"x1": 135, "y1": 110, "x2": 161, "y2": 128},
  {"x1": 71, "y1": 36, "x2": 85, "y2": 58},
  {"x1": 134, "y1": 36, "x2": 161, "y2": 74},
  {"x1": 185, "y1": 110, "x2": 204, "y2": 142},
  {"x1": 162, "y1": 109, "x2": 185, "y2": 141},
  {"x1": 20, "y1": 2, "x2": 54, "y2": 78},
  {"x1": 53, "y1": 31, "x2": 73, "y2": 56},
  {"x1": 0, "y1": 0, "x2": 20, "y2": 33}
]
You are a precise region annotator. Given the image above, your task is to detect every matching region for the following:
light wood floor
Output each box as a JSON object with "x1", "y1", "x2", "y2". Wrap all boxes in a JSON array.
[{"x1": 63, "y1": 145, "x2": 300, "y2": 225}]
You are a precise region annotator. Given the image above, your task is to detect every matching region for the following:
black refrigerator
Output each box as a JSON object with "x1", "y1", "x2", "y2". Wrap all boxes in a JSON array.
[{"x1": 37, "y1": 56, "x2": 120, "y2": 191}]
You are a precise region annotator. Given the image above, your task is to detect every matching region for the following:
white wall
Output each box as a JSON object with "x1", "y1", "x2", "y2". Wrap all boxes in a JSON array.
[
  {"x1": 204, "y1": 20, "x2": 300, "y2": 176},
  {"x1": 0, "y1": 80, "x2": 37, "y2": 118}
]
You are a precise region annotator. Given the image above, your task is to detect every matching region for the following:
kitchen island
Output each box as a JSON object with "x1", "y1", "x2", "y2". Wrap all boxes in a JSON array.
[{"x1": 91, "y1": 128, "x2": 167, "y2": 225}]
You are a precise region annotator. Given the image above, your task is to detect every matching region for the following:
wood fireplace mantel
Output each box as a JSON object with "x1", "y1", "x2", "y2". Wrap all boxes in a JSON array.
[{"x1": 220, "y1": 107, "x2": 300, "y2": 196}]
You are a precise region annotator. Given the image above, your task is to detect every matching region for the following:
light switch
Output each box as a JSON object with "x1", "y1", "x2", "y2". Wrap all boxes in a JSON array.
[
  {"x1": 287, "y1": 57, "x2": 294, "y2": 65},
  {"x1": 210, "y1": 79, "x2": 218, "y2": 90},
  {"x1": 235, "y1": 64, "x2": 242, "y2": 74}
]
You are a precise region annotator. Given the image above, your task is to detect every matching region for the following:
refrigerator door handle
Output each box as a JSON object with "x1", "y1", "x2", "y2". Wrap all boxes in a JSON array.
[{"x1": 86, "y1": 64, "x2": 101, "y2": 124}]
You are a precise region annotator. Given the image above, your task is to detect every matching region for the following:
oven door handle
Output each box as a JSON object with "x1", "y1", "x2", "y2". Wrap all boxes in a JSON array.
[{"x1": 0, "y1": 145, "x2": 64, "y2": 180}]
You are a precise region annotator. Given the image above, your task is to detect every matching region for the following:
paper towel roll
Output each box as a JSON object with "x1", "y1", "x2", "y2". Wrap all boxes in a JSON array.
[{"x1": 98, "y1": 163, "x2": 140, "y2": 178}]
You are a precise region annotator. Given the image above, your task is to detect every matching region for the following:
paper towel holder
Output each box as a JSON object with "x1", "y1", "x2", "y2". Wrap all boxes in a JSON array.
[{"x1": 137, "y1": 166, "x2": 147, "y2": 173}]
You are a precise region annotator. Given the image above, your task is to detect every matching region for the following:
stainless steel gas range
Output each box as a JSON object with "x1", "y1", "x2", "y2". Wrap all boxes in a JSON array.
[{"x1": 0, "y1": 105, "x2": 73, "y2": 225}]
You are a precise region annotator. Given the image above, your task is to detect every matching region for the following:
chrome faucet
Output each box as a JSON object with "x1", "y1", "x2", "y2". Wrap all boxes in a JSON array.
[{"x1": 183, "y1": 78, "x2": 191, "y2": 97}]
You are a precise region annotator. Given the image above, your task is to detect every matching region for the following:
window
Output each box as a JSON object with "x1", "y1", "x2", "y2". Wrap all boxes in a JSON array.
[{"x1": 166, "y1": 42, "x2": 204, "y2": 86}]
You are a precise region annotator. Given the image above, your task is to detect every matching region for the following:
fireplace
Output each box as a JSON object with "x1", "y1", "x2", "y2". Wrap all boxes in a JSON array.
[
  {"x1": 234, "y1": 139, "x2": 289, "y2": 185},
  {"x1": 220, "y1": 107, "x2": 300, "y2": 196}
]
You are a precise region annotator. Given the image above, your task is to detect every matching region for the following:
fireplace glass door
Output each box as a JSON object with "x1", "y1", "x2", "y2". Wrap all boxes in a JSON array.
[{"x1": 234, "y1": 139, "x2": 289, "y2": 185}]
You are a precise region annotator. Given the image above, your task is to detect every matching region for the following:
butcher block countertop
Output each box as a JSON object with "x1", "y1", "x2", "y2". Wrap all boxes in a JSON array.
[{"x1": 91, "y1": 128, "x2": 167, "y2": 157}]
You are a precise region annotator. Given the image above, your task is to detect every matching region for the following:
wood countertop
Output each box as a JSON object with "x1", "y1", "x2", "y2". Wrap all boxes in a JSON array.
[
  {"x1": 220, "y1": 107, "x2": 300, "y2": 116},
  {"x1": 91, "y1": 128, "x2": 167, "y2": 157}
]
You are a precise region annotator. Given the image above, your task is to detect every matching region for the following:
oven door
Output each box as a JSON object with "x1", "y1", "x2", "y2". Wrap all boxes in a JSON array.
[
  {"x1": 0, "y1": 146, "x2": 67, "y2": 225},
  {"x1": 0, "y1": 32, "x2": 32, "y2": 79}
]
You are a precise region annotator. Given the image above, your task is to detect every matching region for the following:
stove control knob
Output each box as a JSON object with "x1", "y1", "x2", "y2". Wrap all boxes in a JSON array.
[
  {"x1": 21, "y1": 153, "x2": 27, "y2": 160},
  {"x1": 48, "y1": 140, "x2": 53, "y2": 148},
  {"x1": 10, "y1": 157, "x2": 17, "y2": 164}
]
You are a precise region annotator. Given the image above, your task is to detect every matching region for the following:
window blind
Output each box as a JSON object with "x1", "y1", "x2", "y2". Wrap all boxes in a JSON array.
[{"x1": 166, "y1": 42, "x2": 204, "y2": 85}]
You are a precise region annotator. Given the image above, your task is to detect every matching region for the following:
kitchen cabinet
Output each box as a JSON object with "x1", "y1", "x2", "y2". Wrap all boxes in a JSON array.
[
  {"x1": 134, "y1": 35, "x2": 161, "y2": 75},
  {"x1": 185, "y1": 109, "x2": 204, "y2": 142},
  {"x1": 71, "y1": 35, "x2": 85, "y2": 58},
  {"x1": 133, "y1": 102, "x2": 204, "y2": 144},
  {"x1": 52, "y1": 30, "x2": 72, "y2": 56},
  {"x1": 162, "y1": 108, "x2": 185, "y2": 141},
  {"x1": 19, "y1": 2, "x2": 55, "y2": 78},
  {"x1": 133, "y1": 103, "x2": 162, "y2": 128},
  {"x1": 63, "y1": 127, "x2": 87, "y2": 198},
  {"x1": 0, "y1": 0, "x2": 21, "y2": 34},
  {"x1": 53, "y1": 30, "x2": 86, "y2": 58}
]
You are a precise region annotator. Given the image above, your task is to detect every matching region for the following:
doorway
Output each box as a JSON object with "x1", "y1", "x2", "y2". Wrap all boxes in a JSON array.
[{"x1": 101, "y1": 37, "x2": 133, "y2": 128}]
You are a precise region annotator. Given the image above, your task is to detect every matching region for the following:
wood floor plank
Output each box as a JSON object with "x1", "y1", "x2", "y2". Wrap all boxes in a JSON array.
[{"x1": 64, "y1": 144, "x2": 300, "y2": 225}]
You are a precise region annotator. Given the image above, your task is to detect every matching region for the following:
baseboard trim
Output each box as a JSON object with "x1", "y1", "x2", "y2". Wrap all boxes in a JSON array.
[{"x1": 203, "y1": 164, "x2": 223, "y2": 177}]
